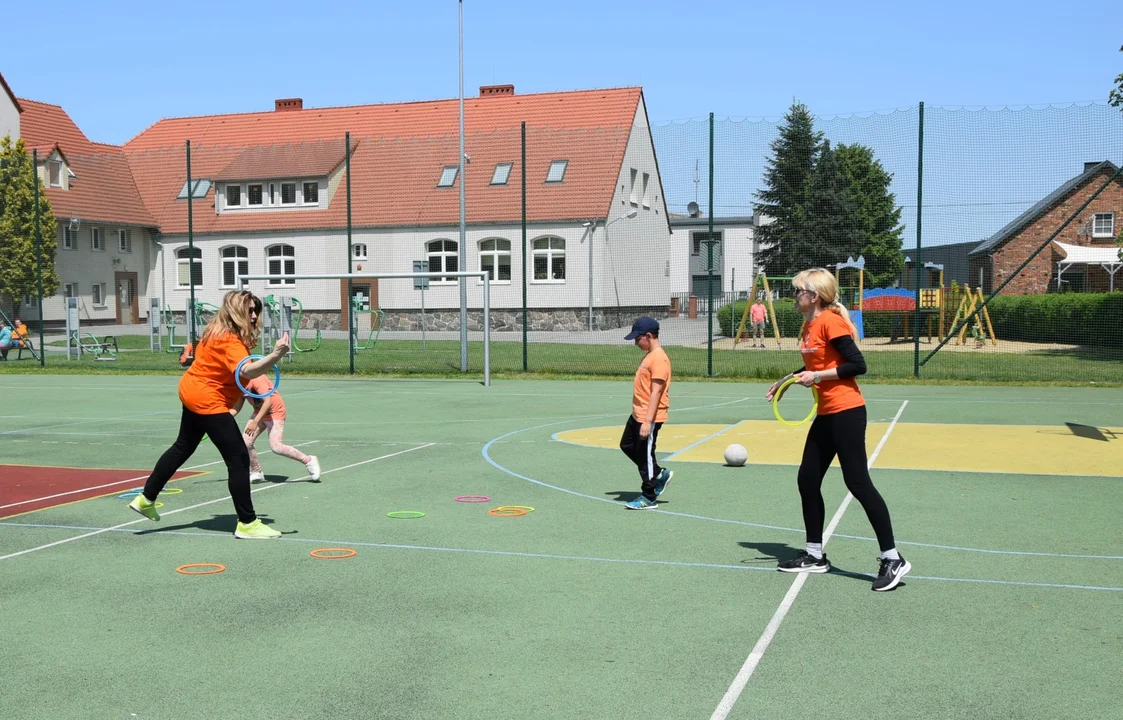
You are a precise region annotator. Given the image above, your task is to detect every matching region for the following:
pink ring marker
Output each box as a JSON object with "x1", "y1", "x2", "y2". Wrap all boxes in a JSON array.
[{"x1": 454, "y1": 495, "x2": 491, "y2": 503}]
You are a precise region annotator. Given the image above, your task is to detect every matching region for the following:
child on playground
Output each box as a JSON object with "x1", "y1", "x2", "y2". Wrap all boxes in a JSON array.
[
  {"x1": 0, "y1": 319, "x2": 12, "y2": 360},
  {"x1": 128, "y1": 290, "x2": 290, "y2": 539},
  {"x1": 233, "y1": 376, "x2": 321, "y2": 483},
  {"x1": 750, "y1": 297, "x2": 768, "y2": 348},
  {"x1": 765, "y1": 268, "x2": 910, "y2": 591},
  {"x1": 619, "y1": 316, "x2": 672, "y2": 510}
]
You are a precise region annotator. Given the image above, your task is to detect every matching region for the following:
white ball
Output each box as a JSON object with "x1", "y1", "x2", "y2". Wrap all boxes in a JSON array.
[{"x1": 724, "y1": 443, "x2": 748, "y2": 467}]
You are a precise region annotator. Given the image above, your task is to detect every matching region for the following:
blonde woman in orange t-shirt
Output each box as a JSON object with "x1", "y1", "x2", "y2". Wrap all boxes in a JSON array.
[
  {"x1": 128, "y1": 290, "x2": 290, "y2": 539},
  {"x1": 764, "y1": 268, "x2": 910, "y2": 591}
]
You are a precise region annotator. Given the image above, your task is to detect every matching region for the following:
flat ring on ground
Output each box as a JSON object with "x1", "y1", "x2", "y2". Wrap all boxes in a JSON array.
[
  {"x1": 161, "y1": 488, "x2": 183, "y2": 495},
  {"x1": 454, "y1": 495, "x2": 491, "y2": 503},
  {"x1": 153, "y1": 502, "x2": 164, "y2": 508},
  {"x1": 310, "y1": 548, "x2": 357, "y2": 559},
  {"x1": 489, "y1": 507, "x2": 528, "y2": 517},
  {"x1": 496, "y1": 505, "x2": 534, "y2": 513},
  {"x1": 176, "y1": 563, "x2": 226, "y2": 575},
  {"x1": 118, "y1": 491, "x2": 141, "y2": 499},
  {"x1": 387, "y1": 511, "x2": 425, "y2": 519}
]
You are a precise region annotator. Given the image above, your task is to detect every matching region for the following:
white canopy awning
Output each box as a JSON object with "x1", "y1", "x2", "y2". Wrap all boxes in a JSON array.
[
  {"x1": 1053, "y1": 241, "x2": 1123, "y2": 291},
  {"x1": 1053, "y1": 240, "x2": 1122, "y2": 266}
]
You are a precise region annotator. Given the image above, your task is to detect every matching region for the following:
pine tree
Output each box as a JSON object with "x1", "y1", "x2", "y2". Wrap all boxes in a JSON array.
[
  {"x1": 835, "y1": 143, "x2": 904, "y2": 287},
  {"x1": 0, "y1": 135, "x2": 59, "y2": 317},
  {"x1": 802, "y1": 140, "x2": 865, "y2": 269},
  {"x1": 754, "y1": 101, "x2": 822, "y2": 276}
]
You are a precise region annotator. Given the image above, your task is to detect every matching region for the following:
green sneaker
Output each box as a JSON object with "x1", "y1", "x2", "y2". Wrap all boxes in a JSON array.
[
  {"x1": 234, "y1": 518, "x2": 281, "y2": 539},
  {"x1": 128, "y1": 494, "x2": 160, "y2": 521}
]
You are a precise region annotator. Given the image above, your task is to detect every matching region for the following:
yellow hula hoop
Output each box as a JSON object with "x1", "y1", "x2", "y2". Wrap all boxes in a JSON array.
[{"x1": 772, "y1": 376, "x2": 819, "y2": 427}]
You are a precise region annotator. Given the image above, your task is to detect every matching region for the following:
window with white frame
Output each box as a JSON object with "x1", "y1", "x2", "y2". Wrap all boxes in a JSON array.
[
  {"x1": 302, "y1": 181, "x2": 319, "y2": 204},
  {"x1": 48, "y1": 160, "x2": 62, "y2": 187},
  {"x1": 546, "y1": 160, "x2": 568, "y2": 184},
  {"x1": 176, "y1": 247, "x2": 203, "y2": 288},
  {"x1": 64, "y1": 282, "x2": 78, "y2": 299},
  {"x1": 352, "y1": 243, "x2": 368, "y2": 260},
  {"x1": 62, "y1": 227, "x2": 77, "y2": 250},
  {"x1": 532, "y1": 237, "x2": 566, "y2": 281},
  {"x1": 1093, "y1": 212, "x2": 1115, "y2": 238},
  {"x1": 92, "y1": 282, "x2": 107, "y2": 306},
  {"x1": 426, "y1": 239, "x2": 459, "y2": 282},
  {"x1": 221, "y1": 245, "x2": 249, "y2": 288},
  {"x1": 226, "y1": 184, "x2": 242, "y2": 207},
  {"x1": 118, "y1": 229, "x2": 132, "y2": 253},
  {"x1": 478, "y1": 238, "x2": 511, "y2": 282},
  {"x1": 91, "y1": 227, "x2": 103, "y2": 251},
  {"x1": 266, "y1": 244, "x2": 296, "y2": 285},
  {"x1": 490, "y1": 163, "x2": 512, "y2": 186},
  {"x1": 248, "y1": 184, "x2": 264, "y2": 206},
  {"x1": 628, "y1": 168, "x2": 638, "y2": 205},
  {"x1": 437, "y1": 166, "x2": 458, "y2": 188},
  {"x1": 280, "y1": 182, "x2": 298, "y2": 205},
  {"x1": 642, "y1": 172, "x2": 651, "y2": 208}
]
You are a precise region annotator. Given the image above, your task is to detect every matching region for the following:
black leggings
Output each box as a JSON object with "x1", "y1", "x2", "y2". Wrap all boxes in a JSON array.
[
  {"x1": 143, "y1": 406, "x2": 256, "y2": 524},
  {"x1": 797, "y1": 405, "x2": 896, "y2": 551}
]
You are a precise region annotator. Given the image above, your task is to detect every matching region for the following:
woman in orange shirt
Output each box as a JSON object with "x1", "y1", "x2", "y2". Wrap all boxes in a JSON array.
[
  {"x1": 765, "y1": 268, "x2": 909, "y2": 591},
  {"x1": 128, "y1": 290, "x2": 290, "y2": 539}
]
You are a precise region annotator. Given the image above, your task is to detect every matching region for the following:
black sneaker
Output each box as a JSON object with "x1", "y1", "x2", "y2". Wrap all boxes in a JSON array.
[
  {"x1": 871, "y1": 555, "x2": 911, "y2": 591},
  {"x1": 777, "y1": 551, "x2": 830, "y2": 574}
]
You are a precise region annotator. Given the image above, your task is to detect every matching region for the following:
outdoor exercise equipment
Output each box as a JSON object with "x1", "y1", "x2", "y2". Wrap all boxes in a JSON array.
[
  {"x1": 64, "y1": 297, "x2": 117, "y2": 361},
  {"x1": 351, "y1": 295, "x2": 386, "y2": 351}
]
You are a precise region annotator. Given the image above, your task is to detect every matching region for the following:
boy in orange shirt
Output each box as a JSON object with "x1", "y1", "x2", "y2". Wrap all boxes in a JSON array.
[
  {"x1": 233, "y1": 376, "x2": 320, "y2": 483},
  {"x1": 620, "y1": 317, "x2": 672, "y2": 509}
]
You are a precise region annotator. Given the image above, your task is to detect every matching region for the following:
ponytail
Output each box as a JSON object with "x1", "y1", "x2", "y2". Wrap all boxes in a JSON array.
[{"x1": 828, "y1": 299, "x2": 859, "y2": 338}]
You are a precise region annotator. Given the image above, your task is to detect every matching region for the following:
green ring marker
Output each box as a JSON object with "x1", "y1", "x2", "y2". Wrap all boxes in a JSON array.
[{"x1": 387, "y1": 511, "x2": 425, "y2": 519}]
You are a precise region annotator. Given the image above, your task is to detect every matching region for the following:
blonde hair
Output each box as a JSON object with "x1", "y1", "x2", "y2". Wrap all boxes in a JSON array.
[
  {"x1": 199, "y1": 290, "x2": 262, "y2": 350},
  {"x1": 792, "y1": 268, "x2": 858, "y2": 337}
]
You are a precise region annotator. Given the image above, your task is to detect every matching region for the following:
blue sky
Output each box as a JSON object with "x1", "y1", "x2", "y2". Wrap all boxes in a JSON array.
[{"x1": 2, "y1": 1, "x2": 1121, "y2": 247}]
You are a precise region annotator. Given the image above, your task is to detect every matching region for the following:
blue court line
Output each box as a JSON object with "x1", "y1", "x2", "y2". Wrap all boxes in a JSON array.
[
  {"x1": 661, "y1": 420, "x2": 746, "y2": 462},
  {"x1": 2, "y1": 521, "x2": 1120, "y2": 593}
]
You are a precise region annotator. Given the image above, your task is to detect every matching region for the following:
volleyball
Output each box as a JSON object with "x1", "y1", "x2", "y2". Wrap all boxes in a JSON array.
[{"x1": 724, "y1": 444, "x2": 748, "y2": 467}]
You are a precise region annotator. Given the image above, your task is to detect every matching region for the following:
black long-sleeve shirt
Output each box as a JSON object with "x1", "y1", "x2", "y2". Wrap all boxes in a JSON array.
[{"x1": 792, "y1": 335, "x2": 867, "y2": 379}]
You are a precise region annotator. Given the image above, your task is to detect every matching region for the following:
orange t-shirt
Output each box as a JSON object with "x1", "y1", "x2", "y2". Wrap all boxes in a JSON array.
[
  {"x1": 178, "y1": 331, "x2": 252, "y2": 415},
  {"x1": 632, "y1": 346, "x2": 671, "y2": 423},
  {"x1": 800, "y1": 311, "x2": 864, "y2": 415},
  {"x1": 245, "y1": 376, "x2": 286, "y2": 421}
]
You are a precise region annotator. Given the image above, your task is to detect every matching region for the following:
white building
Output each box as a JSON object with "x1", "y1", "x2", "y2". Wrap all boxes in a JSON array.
[
  {"x1": 0, "y1": 72, "x2": 20, "y2": 141},
  {"x1": 667, "y1": 212, "x2": 757, "y2": 299}
]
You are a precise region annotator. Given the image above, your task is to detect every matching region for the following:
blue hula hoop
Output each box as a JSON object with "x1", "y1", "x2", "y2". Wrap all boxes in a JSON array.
[{"x1": 235, "y1": 355, "x2": 280, "y2": 399}]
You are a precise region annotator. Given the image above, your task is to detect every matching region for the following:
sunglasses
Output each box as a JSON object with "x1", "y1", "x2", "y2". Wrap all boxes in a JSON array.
[{"x1": 793, "y1": 287, "x2": 815, "y2": 297}]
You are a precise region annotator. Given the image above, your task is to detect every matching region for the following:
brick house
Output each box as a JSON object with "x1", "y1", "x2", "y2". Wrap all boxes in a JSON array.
[{"x1": 969, "y1": 161, "x2": 1122, "y2": 294}]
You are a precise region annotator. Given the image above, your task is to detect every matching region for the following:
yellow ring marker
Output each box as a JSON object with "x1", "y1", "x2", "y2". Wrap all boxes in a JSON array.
[
  {"x1": 496, "y1": 505, "x2": 534, "y2": 513},
  {"x1": 772, "y1": 376, "x2": 819, "y2": 427},
  {"x1": 161, "y1": 488, "x2": 183, "y2": 495}
]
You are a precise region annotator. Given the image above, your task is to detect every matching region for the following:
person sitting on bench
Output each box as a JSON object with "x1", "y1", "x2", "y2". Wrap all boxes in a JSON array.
[{"x1": 0, "y1": 320, "x2": 12, "y2": 360}]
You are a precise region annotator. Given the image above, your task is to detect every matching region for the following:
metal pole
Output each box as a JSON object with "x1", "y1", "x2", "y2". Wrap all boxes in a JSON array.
[
  {"x1": 913, "y1": 102, "x2": 924, "y2": 378},
  {"x1": 707, "y1": 112, "x2": 715, "y2": 377},
  {"x1": 186, "y1": 140, "x2": 196, "y2": 344},
  {"x1": 588, "y1": 223, "x2": 594, "y2": 330},
  {"x1": 457, "y1": 0, "x2": 468, "y2": 372},
  {"x1": 483, "y1": 271, "x2": 491, "y2": 387},
  {"x1": 421, "y1": 286, "x2": 426, "y2": 352},
  {"x1": 521, "y1": 121, "x2": 528, "y2": 371},
  {"x1": 33, "y1": 149, "x2": 45, "y2": 367},
  {"x1": 346, "y1": 132, "x2": 354, "y2": 375}
]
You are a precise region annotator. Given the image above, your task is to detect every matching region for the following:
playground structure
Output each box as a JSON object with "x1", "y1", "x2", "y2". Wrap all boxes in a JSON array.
[
  {"x1": 733, "y1": 272, "x2": 786, "y2": 348},
  {"x1": 835, "y1": 255, "x2": 996, "y2": 346}
]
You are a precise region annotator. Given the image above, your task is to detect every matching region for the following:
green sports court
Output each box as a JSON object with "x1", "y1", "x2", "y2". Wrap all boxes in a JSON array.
[{"x1": 1, "y1": 375, "x2": 1121, "y2": 719}]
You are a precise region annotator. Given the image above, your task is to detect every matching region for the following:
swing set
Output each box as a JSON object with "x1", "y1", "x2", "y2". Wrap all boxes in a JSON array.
[{"x1": 732, "y1": 272, "x2": 787, "y2": 348}]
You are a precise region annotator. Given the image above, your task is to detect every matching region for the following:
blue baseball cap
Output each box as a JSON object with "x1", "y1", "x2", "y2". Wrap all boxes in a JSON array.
[{"x1": 625, "y1": 316, "x2": 659, "y2": 340}]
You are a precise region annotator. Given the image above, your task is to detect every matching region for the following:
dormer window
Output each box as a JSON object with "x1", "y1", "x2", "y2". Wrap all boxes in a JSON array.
[
  {"x1": 303, "y1": 182, "x2": 319, "y2": 204},
  {"x1": 226, "y1": 185, "x2": 242, "y2": 207},
  {"x1": 280, "y1": 182, "x2": 298, "y2": 205},
  {"x1": 248, "y1": 184, "x2": 263, "y2": 205},
  {"x1": 219, "y1": 178, "x2": 325, "y2": 212},
  {"x1": 48, "y1": 161, "x2": 63, "y2": 187}
]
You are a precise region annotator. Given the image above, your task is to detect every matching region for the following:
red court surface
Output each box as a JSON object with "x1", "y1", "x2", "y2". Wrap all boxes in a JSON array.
[{"x1": 0, "y1": 465, "x2": 204, "y2": 519}]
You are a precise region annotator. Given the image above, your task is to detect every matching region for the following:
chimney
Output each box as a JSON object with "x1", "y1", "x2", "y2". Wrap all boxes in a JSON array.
[
  {"x1": 275, "y1": 98, "x2": 303, "y2": 112},
  {"x1": 1084, "y1": 161, "x2": 1104, "y2": 173},
  {"x1": 479, "y1": 84, "x2": 514, "y2": 97}
]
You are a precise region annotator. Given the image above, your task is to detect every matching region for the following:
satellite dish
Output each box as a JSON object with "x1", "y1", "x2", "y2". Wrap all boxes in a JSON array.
[{"x1": 687, "y1": 201, "x2": 700, "y2": 217}]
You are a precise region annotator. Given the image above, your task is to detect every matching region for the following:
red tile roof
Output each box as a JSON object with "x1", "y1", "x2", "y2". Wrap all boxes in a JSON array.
[
  {"x1": 213, "y1": 139, "x2": 357, "y2": 181},
  {"x1": 124, "y1": 87, "x2": 642, "y2": 232},
  {"x1": 17, "y1": 99, "x2": 95, "y2": 157}
]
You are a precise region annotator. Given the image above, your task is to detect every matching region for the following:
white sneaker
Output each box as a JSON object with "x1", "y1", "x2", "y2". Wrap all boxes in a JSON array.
[
  {"x1": 249, "y1": 470, "x2": 265, "y2": 483},
  {"x1": 305, "y1": 456, "x2": 321, "y2": 481}
]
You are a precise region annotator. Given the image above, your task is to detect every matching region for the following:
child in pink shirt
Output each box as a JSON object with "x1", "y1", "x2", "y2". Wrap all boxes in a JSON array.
[{"x1": 234, "y1": 376, "x2": 321, "y2": 482}]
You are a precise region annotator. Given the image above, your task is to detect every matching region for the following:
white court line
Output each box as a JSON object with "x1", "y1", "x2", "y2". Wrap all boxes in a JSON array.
[
  {"x1": 0, "y1": 443, "x2": 434, "y2": 562},
  {"x1": 0, "y1": 441, "x2": 320, "y2": 511},
  {"x1": 0, "y1": 410, "x2": 176, "y2": 437},
  {"x1": 711, "y1": 400, "x2": 909, "y2": 720}
]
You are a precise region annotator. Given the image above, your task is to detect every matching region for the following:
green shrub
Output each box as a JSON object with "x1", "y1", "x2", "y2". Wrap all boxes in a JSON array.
[
  {"x1": 717, "y1": 299, "x2": 804, "y2": 337},
  {"x1": 985, "y1": 292, "x2": 1123, "y2": 347}
]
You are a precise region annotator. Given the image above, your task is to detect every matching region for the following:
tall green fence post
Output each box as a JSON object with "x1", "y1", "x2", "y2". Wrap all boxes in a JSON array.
[
  {"x1": 913, "y1": 102, "x2": 924, "y2": 378},
  {"x1": 707, "y1": 112, "x2": 715, "y2": 377},
  {"x1": 521, "y1": 121, "x2": 528, "y2": 372},
  {"x1": 33, "y1": 149, "x2": 45, "y2": 367},
  {"x1": 186, "y1": 140, "x2": 196, "y2": 344},
  {"x1": 346, "y1": 132, "x2": 355, "y2": 375}
]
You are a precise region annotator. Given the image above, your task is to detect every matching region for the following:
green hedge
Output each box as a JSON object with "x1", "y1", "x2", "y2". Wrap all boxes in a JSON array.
[
  {"x1": 717, "y1": 299, "x2": 804, "y2": 337},
  {"x1": 984, "y1": 292, "x2": 1123, "y2": 347}
]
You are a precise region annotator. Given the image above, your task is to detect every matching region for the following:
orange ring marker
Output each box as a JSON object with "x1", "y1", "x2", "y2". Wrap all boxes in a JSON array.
[
  {"x1": 176, "y1": 563, "x2": 226, "y2": 575},
  {"x1": 488, "y1": 507, "x2": 527, "y2": 517},
  {"x1": 310, "y1": 548, "x2": 357, "y2": 559}
]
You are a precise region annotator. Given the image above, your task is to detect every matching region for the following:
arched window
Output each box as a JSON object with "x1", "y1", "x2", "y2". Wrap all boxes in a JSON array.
[
  {"x1": 478, "y1": 238, "x2": 511, "y2": 282},
  {"x1": 532, "y1": 237, "x2": 566, "y2": 282},
  {"x1": 266, "y1": 244, "x2": 296, "y2": 285},
  {"x1": 221, "y1": 245, "x2": 249, "y2": 287},
  {"x1": 176, "y1": 246, "x2": 203, "y2": 288},
  {"x1": 426, "y1": 239, "x2": 458, "y2": 283}
]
